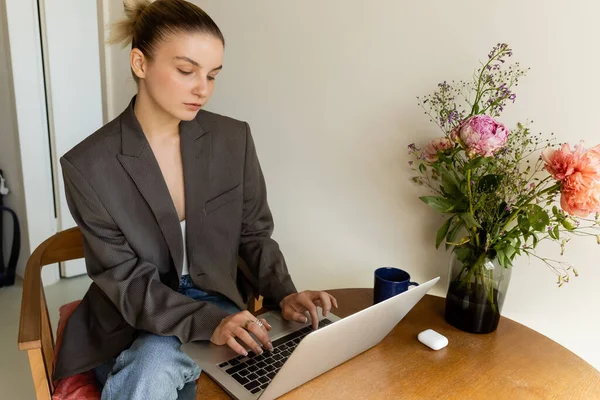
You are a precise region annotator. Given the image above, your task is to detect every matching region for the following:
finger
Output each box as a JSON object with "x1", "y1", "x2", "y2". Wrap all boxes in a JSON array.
[
  {"x1": 260, "y1": 318, "x2": 273, "y2": 331},
  {"x1": 234, "y1": 326, "x2": 264, "y2": 355},
  {"x1": 318, "y1": 292, "x2": 332, "y2": 317},
  {"x1": 246, "y1": 321, "x2": 273, "y2": 351},
  {"x1": 286, "y1": 310, "x2": 309, "y2": 324},
  {"x1": 329, "y1": 294, "x2": 338, "y2": 309},
  {"x1": 298, "y1": 295, "x2": 319, "y2": 330},
  {"x1": 226, "y1": 336, "x2": 248, "y2": 357}
]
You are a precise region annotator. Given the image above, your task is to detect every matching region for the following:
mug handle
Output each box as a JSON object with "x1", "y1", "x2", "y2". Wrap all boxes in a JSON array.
[{"x1": 409, "y1": 281, "x2": 419, "y2": 287}]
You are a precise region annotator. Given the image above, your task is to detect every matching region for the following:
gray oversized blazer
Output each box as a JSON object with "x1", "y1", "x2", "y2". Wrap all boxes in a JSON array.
[{"x1": 53, "y1": 96, "x2": 297, "y2": 380}]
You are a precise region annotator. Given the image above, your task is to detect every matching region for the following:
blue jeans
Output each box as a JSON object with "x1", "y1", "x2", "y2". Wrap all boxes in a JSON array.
[{"x1": 94, "y1": 275, "x2": 241, "y2": 400}]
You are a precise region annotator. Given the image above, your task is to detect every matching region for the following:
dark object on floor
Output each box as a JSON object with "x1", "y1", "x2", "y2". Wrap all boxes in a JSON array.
[{"x1": 0, "y1": 168, "x2": 20, "y2": 288}]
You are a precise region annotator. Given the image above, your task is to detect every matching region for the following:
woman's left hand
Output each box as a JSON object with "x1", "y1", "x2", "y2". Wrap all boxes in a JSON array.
[{"x1": 279, "y1": 291, "x2": 338, "y2": 330}]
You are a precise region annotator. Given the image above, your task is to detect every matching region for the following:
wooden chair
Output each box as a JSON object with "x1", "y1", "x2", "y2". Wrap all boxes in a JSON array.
[{"x1": 18, "y1": 227, "x2": 263, "y2": 400}]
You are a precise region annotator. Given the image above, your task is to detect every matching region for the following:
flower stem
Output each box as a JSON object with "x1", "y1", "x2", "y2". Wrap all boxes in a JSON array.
[{"x1": 466, "y1": 169, "x2": 481, "y2": 247}]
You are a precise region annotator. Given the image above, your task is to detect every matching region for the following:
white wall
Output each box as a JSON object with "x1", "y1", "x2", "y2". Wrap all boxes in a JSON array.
[
  {"x1": 0, "y1": 0, "x2": 30, "y2": 279},
  {"x1": 5, "y1": 0, "x2": 59, "y2": 286},
  {"x1": 104, "y1": 0, "x2": 600, "y2": 370}
]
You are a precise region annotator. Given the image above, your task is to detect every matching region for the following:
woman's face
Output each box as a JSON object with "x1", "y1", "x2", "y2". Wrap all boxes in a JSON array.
[{"x1": 134, "y1": 31, "x2": 224, "y2": 121}]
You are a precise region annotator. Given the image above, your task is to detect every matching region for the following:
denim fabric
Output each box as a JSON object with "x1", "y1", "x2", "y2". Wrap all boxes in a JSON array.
[{"x1": 94, "y1": 275, "x2": 241, "y2": 400}]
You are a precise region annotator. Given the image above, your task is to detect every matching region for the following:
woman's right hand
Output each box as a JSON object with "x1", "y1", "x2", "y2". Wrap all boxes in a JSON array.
[{"x1": 210, "y1": 310, "x2": 273, "y2": 356}]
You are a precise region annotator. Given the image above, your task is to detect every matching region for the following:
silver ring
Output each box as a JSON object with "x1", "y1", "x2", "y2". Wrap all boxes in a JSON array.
[{"x1": 244, "y1": 319, "x2": 264, "y2": 330}]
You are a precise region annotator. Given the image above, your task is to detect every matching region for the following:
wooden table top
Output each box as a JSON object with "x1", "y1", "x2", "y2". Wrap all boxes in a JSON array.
[{"x1": 197, "y1": 289, "x2": 600, "y2": 399}]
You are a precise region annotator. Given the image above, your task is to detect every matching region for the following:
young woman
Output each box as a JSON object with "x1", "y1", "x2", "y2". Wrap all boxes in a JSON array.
[{"x1": 53, "y1": 1, "x2": 337, "y2": 398}]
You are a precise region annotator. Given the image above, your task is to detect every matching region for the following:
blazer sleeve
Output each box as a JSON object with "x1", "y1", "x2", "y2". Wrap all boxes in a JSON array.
[
  {"x1": 60, "y1": 156, "x2": 231, "y2": 343},
  {"x1": 238, "y1": 123, "x2": 298, "y2": 308}
]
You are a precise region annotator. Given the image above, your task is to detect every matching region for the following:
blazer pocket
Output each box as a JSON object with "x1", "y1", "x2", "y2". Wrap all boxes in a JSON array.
[{"x1": 205, "y1": 184, "x2": 243, "y2": 214}]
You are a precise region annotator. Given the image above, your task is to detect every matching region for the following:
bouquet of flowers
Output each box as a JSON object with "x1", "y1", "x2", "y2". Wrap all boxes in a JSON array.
[{"x1": 409, "y1": 43, "x2": 600, "y2": 333}]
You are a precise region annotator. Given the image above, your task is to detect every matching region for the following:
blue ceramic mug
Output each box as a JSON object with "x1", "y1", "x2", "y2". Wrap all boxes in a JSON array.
[{"x1": 374, "y1": 267, "x2": 419, "y2": 304}]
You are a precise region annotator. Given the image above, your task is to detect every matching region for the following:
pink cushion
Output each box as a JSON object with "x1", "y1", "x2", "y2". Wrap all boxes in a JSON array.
[{"x1": 52, "y1": 300, "x2": 101, "y2": 400}]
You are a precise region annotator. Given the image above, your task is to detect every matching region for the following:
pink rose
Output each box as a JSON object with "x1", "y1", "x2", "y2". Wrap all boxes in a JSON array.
[
  {"x1": 423, "y1": 137, "x2": 454, "y2": 162},
  {"x1": 459, "y1": 115, "x2": 509, "y2": 157},
  {"x1": 560, "y1": 172, "x2": 600, "y2": 217}
]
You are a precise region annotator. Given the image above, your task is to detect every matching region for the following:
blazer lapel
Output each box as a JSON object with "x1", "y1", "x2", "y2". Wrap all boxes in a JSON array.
[
  {"x1": 116, "y1": 97, "x2": 185, "y2": 276},
  {"x1": 180, "y1": 111, "x2": 212, "y2": 273}
]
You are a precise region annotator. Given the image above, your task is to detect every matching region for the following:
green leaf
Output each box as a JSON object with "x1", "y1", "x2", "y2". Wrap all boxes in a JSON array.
[
  {"x1": 436, "y1": 217, "x2": 454, "y2": 249},
  {"x1": 553, "y1": 225, "x2": 560, "y2": 240},
  {"x1": 552, "y1": 206, "x2": 560, "y2": 219},
  {"x1": 478, "y1": 174, "x2": 502, "y2": 193},
  {"x1": 446, "y1": 221, "x2": 464, "y2": 250},
  {"x1": 518, "y1": 212, "x2": 530, "y2": 235},
  {"x1": 459, "y1": 212, "x2": 482, "y2": 229},
  {"x1": 465, "y1": 157, "x2": 491, "y2": 171},
  {"x1": 528, "y1": 205, "x2": 550, "y2": 232},
  {"x1": 450, "y1": 236, "x2": 471, "y2": 246},
  {"x1": 498, "y1": 201, "x2": 510, "y2": 218},
  {"x1": 454, "y1": 245, "x2": 473, "y2": 263},
  {"x1": 504, "y1": 244, "x2": 516, "y2": 260},
  {"x1": 438, "y1": 154, "x2": 453, "y2": 164},
  {"x1": 419, "y1": 163, "x2": 426, "y2": 174},
  {"x1": 497, "y1": 249, "x2": 507, "y2": 268},
  {"x1": 419, "y1": 196, "x2": 455, "y2": 214},
  {"x1": 561, "y1": 218, "x2": 576, "y2": 231},
  {"x1": 532, "y1": 233, "x2": 539, "y2": 248},
  {"x1": 440, "y1": 168, "x2": 462, "y2": 199},
  {"x1": 514, "y1": 238, "x2": 522, "y2": 256},
  {"x1": 473, "y1": 103, "x2": 480, "y2": 114}
]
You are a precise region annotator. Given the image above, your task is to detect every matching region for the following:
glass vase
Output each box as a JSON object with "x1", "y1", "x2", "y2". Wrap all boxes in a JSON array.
[{"x1": 444, "y1": 247, "x2": 512, "y2": 334}]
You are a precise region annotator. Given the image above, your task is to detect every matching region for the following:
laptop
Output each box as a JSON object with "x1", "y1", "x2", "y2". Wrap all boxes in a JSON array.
[{"x1": 181, "y1": 276, "x2": 440, "y2": 400}]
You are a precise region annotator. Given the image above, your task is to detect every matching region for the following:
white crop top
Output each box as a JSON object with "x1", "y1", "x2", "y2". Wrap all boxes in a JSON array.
[{"x1": 180, "y1": 220, "x2": 189, "y2": 276}]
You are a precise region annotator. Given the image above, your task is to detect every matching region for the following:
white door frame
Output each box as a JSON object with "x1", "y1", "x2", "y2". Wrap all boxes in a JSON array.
[
  {"x1": 4, "y1": 0, "x2": 59, "y2": 286},
  {"x1": 40, "y1": 0, "x2": 105, "y2": 278}
]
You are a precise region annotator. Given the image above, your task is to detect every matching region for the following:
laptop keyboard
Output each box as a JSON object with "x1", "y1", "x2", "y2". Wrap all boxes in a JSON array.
[{"x1": 217, "y1": 318, "x2": 333, "y2": 395}]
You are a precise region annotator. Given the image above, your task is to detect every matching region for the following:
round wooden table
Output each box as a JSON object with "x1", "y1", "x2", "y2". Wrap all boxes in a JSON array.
[{"x1": 197, "y1": 289, "x2": 600, "y2": 399}]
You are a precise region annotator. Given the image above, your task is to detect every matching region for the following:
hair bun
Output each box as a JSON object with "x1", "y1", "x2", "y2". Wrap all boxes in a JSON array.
[
  {"x1": 107, "y1": 0, "x2": 154, "y2": 47},
  {"x1": 124, "y1": 0, "x2": 153, "y2": 25}
]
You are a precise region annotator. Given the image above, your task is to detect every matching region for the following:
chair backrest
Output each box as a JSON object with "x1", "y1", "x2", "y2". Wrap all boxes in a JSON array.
[
  {"x1": 18, "y1": 227, "x2": 84, "y2": 400},
  {"x1": 18, "y1": 227, "x2": 263, "y2": 400}
]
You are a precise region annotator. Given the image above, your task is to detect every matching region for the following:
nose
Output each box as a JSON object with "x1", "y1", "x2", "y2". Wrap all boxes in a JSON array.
[{"x1": 192, "y1": 76, "x2": 209, "y2": 99}]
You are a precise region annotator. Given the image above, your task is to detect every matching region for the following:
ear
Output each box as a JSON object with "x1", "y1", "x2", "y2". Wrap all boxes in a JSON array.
[{"x1": 130, "y1": 48, "x2": 147, "y2": 79}]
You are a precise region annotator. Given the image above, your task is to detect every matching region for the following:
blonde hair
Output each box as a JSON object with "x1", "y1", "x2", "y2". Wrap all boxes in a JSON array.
[{"x1": 107, "y1": 0, "x2": 224, "y2": 58}]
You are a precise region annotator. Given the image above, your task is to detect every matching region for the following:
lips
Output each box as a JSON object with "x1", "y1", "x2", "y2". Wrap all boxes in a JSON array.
[{"x1": 184, "y1": 103, "x2": 202, "y2": 111}]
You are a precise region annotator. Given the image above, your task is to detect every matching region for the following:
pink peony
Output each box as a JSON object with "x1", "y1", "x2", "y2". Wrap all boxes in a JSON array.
[
  {"x1": 423, "y1": 137, "x2": 454, "y2": 162},
  {"x1": 576, "y1": 144, "x2": 600, "y2": 177},
  {"x1": 541, "y1": 142, "x2": 600, "y2": 181},
  {"x1": 544, "y1": 142, "x2": 600, "y2": 217},
  {"x1": 560, "y1": 171, "x2": 600, "y2": 217},
  {"x1": 459, "y1": 115, "x2": 509, "y2": 157}
]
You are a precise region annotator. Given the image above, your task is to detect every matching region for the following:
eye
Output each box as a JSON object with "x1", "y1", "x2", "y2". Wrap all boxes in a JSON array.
[
  {"x1": 208, "y1": 76, "x2": 216, "y2": 81},
  {"x1": 178, "y1": 69, "x2": 192, "y2": 75}
]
